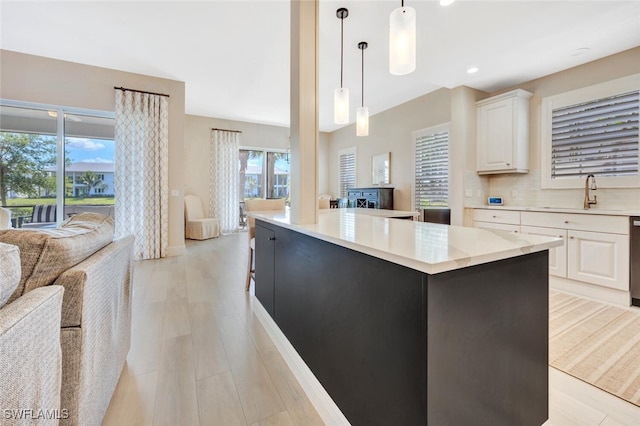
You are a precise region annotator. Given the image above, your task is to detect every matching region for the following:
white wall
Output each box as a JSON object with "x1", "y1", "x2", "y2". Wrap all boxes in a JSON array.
[
  {"x1": 328, "y1": 88, "x2": 452, "y2": 212},
  {"x1": 327, "y1": 47, "x2": 640, "y2": 217},
  {"x1": 0, "y1": 49, "x2": 187, "y2": 255},
  {"x1": 485, "y1": 47, "x2": 640, "y2": 212},
  {"x1": 184, "y1": 114, "x2": 330, "y2": 209}
]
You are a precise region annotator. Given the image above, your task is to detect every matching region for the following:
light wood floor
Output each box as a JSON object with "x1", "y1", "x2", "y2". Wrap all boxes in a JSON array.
[{"x1": 103, "y1": 232, "x2": 640, "y2": 425}]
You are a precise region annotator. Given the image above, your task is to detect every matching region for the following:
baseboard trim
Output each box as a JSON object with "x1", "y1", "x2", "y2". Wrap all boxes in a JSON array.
[
  {"x1": 550, "y1": 276, "x2": 630, "y2": 306},
  {"x1": 252, "y1": 298, "x2": 350, "y2": 426}
]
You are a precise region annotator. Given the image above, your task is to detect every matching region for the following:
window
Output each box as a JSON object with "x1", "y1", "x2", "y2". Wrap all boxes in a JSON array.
[
  {"x1": 266, "y1": 151, "x2": 290, "y2": 198},
  {"x1": 413, "y1": 125, "x2": 449, "y2": 209},
  {"x1": 338, "y1": 147, "x2": 356, "y2": 198},
  {"x1": 542, "y1": 74, "x2": 640, "y2": 189},
  {"x1": 0, "y1": 100, "x2": 115, "y2": 227},
  {"x1": 238, "y1": 148, "x2": 289, "y2": 200}
]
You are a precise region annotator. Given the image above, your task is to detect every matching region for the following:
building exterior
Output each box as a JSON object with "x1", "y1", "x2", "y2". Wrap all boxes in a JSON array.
[{"x1": 52, "y1": 162, "x2": 115, "y2": 197}]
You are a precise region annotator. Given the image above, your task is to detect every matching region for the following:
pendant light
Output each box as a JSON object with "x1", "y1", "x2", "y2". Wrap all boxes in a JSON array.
[
  {"x1": 356, "y1": 42, "x2": 369, "y2": 137},
  {"x1": 389, "y1": 0, "x2": 416, "y2": 75},
  {"x1": 334, "y1": 8, "x2": 349, "y2": 124}
]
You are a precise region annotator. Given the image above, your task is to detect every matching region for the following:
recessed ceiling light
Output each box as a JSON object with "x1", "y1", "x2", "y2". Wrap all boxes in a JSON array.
[
  {"x1": 467, "y1": 66, "x2": 479, "y2": 74},
  {"x1": 440, "y1": 0, "x2": 456, "y2": 6},
  {"x1": 570, "y1": 47, "x2": 590, "y2": 57}
]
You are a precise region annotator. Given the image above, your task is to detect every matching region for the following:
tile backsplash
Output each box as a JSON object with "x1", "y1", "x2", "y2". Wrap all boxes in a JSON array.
[{"x1": 466, "y1": 171, "x2": 640, "y2": 212}]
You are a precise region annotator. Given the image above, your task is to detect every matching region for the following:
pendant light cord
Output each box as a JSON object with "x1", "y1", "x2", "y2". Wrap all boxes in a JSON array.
[
  {"x1": 361, "y1": 47, "x2": 364, "y2": 107},
  {"x1": 358, "y1": 41, "x2": 368, "y2": 108},
  {"x1": 340, "y1": 16, "x2": 344, "y2": 88}
]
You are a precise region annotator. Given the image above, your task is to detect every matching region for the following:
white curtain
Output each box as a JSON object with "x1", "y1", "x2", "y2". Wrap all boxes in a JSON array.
[
  {"x1": 114, "y1": 89, "x2": 169, "y2": 260},
  {"x1": 210, "y1": 130, "x2": 239, "y2": 234}
]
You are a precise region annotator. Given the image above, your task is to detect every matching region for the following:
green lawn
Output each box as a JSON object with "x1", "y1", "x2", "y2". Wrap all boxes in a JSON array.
[{"x1": 6, "y1": 197, "x2": 115, "y2": 207}]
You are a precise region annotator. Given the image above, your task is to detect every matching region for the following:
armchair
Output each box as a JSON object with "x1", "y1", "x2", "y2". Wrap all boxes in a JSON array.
[
  {"x1": 22, "y1": 204, "x2": 57, "y2": 229},
  {"x1": 184, "y1": 194, "x2": 220, "y2": 240}
]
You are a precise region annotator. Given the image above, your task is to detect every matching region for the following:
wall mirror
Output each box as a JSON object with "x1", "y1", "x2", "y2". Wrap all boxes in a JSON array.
[{"x1": 371, "y1": 152, "x2": 390, "y2": 185}]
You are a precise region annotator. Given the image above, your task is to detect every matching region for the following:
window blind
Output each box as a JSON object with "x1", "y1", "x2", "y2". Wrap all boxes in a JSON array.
[
  {"x1": 339, "y1": 151, "x2": 355, "y2": 198},
  {"x1": 415, "y1": 130, "x2": 448, "y2": 209},
  {"x1": 551, "y1": 90, "x2": 639, "y2": 179}
]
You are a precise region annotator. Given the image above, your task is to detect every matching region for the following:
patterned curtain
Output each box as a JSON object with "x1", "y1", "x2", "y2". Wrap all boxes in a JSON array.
[
  {"x1": 114, "y1": 89, "x2": 169, "y2": 259},
  {"x1": 210, "y1": 130, "x2": 239, "y2": 234}
]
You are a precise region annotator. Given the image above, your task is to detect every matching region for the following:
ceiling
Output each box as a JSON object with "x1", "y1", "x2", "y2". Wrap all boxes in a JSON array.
[{"x1": 1, "y1": 1, "x2": 639, "y2": 133}]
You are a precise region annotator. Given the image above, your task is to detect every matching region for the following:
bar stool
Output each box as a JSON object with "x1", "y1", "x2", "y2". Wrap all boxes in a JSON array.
[{"x1": 244, "y1": 198, "x2": 286, "y2": 291}]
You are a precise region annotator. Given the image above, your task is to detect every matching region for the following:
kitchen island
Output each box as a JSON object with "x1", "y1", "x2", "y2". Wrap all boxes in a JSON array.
[{"x1": 251, "y1": 209, "x2": 562, "y2": 426}]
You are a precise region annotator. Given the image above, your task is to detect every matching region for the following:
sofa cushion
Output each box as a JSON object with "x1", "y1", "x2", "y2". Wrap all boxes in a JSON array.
[
  {"x1": 0, "y1": 242, "x2": 20, "y2": 307},
  {"x1": 0, "y1": 212, "x2": 114, "y2": 304}
]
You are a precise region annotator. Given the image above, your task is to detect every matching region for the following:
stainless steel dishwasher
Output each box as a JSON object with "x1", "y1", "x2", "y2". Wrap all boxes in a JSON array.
[{"x1": 631, "y1": 217, "x2": 640, "y2": 307}]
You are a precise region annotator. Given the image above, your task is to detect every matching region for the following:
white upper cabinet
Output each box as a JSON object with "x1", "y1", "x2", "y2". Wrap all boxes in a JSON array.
[{"x1": 476, "y1": 89, "x2": 533, "y2": 174}]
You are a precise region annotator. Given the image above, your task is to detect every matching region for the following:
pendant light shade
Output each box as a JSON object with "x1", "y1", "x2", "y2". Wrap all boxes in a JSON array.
[
  {"x1": 334, "y1": 88, "x2": 350, "y2": 124},
  {"x1": 334, "y1": 8, "x2": 349, "y2": 124},
  {"x1": 389, "y1": 2, "x2": 416, "y2": 75},
  {"x1": 356, "y1": 107, "x2": 369, "y2": 137},
  {"x1": 357, "y1": 41, "x2": 369, "y2": 137}
]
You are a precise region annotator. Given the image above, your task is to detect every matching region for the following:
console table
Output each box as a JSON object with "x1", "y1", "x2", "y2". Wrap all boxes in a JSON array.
[{"x1": 347, "y1": 187, "x2": 393, "y2": 209}]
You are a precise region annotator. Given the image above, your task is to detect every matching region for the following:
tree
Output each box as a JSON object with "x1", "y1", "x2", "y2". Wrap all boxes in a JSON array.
[
  {"x1": 266, "y1": 152, "x2": 289, "y2": 199},
  {"x1": 78, "y1": 171, "x2": 106, "y2": 196},
  {"x1": 0, "y1": 132, "x2": 57, "y2": 205},
  {"x1": 238, "y1": 150, "x2": 290, "y2": 200},
  {"x1": 239, "y1": 149, "x2": 250, "y2": 200}
]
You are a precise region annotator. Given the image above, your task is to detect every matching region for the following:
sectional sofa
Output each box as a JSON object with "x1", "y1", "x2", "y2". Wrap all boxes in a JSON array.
[{"x1": 0, "y1": 213, "x2": 134, "y2": 425}]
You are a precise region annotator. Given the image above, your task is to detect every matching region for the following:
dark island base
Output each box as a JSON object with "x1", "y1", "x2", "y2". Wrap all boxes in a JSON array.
[{"x1": 255, "y1": 220, "x2": 549, "y2": 426}]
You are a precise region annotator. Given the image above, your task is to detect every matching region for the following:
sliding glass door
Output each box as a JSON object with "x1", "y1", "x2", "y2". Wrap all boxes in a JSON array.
[
  {"x1": 63, "y1": 112, "x2": 115, "y2": 220},
  {"x1": 238, "y1": 148, "x2": 289, "y2": 201},
  {"x1": 266, "y1": 151, "x2": 290, "y2": 199},
  {"x1": 0, "y1": 101, "x2": 114, "y2": 227}
]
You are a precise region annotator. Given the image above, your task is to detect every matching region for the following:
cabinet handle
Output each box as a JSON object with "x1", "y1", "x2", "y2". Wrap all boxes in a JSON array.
[
  {"x1": 564, "y1": 220, "x2": 569, "y2": 224},
  {"x1": 268, "y1": 237, "x2": 276, "y2": 241},
  {"x1": 558, "y1": 235, "x2": 563, "y2": 238},
  {"x1": 506, "y1": 163, "x2": 510, "y2": 166},
  {"x1": 492, "y1": 215, "x2": 497, "y2": 218},
  {"x1": 569, "y1": 236, "x2": 574, "y2": 239}
]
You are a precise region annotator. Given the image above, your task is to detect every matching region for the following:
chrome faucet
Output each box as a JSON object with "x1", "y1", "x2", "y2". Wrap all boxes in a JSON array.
[{"x1": 584, "y1": 174, "x2": 597, "y2": 209}]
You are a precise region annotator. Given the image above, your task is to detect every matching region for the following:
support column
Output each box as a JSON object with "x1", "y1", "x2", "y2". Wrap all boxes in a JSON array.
[
  {"x1": 290, "y1": 0, "x2": 319, "y2": 224},
  {"x1": 449, "y1": 86, "x2": 488, "y2": 226}
]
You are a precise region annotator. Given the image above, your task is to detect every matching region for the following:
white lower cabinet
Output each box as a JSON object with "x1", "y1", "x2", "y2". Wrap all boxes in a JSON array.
[
  {"x1": 474, "y1": 208, "x2": 631, "y2": 303},
  {"x1": 521, "y1": 226, "x2": 567, "y2": 277},
  {"x1": 520, "y1": 211, "x2": 630, "y2": 297},
  {"x1": 566, "y1": 229, "x2": 629, "y2": 291},
  {"x1": 473, "y1": 209, "x2": 520, "y2": 233},
  {"x1": 474, "y1": 221, "x2": 520, "y2": 233}
]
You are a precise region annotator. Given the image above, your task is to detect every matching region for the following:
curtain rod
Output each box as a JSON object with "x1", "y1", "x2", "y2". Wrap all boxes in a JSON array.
[
  {"x1": 212, "y1": 128, "x2": 242, "y2": 133},
  {"x1": 114, "y1": 86, "x2": 170, "y2": 98}
]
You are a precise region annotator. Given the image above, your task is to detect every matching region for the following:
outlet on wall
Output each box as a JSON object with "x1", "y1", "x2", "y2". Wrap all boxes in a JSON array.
[
  {"x1": 465, "y1": 189, "x2": 473, "y2": 198},
  {"x1": 511, "y1": 189, "x2": 518, "y2": 198}
]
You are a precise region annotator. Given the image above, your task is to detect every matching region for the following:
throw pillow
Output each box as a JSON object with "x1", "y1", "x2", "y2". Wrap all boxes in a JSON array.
[
  {"x1": 0, "y1": 212, "x2": 114, "y2": 304},
  {"x1": 0, "y1": 242, "x2": 20, "y2": 307}
]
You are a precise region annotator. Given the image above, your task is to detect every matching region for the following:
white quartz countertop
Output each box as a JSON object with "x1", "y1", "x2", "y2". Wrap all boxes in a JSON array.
[
  {"x1": 470, "y1": 205, "x2": 640, "y2": 217},
  {"x1": 327, "y1": 208, "x2": 419, "y2": 218},
  {"x1": 250, "y1": 209, "x2": 563, "y2": 275}
]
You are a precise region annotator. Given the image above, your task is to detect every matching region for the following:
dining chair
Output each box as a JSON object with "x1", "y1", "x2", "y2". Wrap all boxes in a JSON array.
[
  {"x1": 319, "y1": 198, "x2": 330, "y2": 209},
  {"x1": 244, "y1": 198, "x2": 286, "y2": 291}
]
